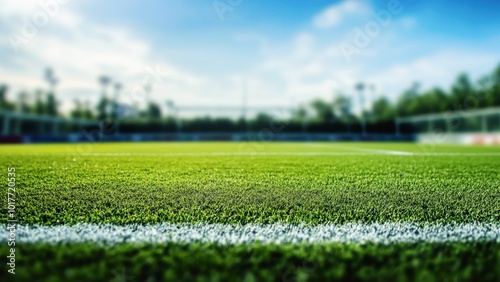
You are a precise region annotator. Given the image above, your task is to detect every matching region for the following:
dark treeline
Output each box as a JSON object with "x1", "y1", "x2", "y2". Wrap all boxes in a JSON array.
[{"x1": 0, "y1": 64, "x2": 499, "y2": 134}]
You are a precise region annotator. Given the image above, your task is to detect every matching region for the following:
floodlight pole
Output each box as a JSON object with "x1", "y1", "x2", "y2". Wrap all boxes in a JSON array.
[
  {"x1": 98, "y1": 75, "x2": 112, "y2": 121},
  {"x1": 355, "y1": 83, "x2": 366, "y2": 136},
  {"x1": 176, "y1": 107, "x2": 182, "y2": 133},
  {"x1": 242, "y1": 78, "x2": 248, "y2": 133},
  {"x1": 113, "y1": 83, "x2": 122, "y2": 134},
  {"x1": 167, "y1": 100, "x2": 181, "y2": 133},
  {"x1": 45, "y1": 68, "x2": 59, "y2": 94}
]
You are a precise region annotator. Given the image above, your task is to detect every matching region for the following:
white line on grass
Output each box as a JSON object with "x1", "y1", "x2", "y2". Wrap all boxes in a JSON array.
[
  {"x1": 416, "y1": 152, "x2": 500, "y2": 156},
  {"x1": 79, "y1": 152, "x2": 373, "y2": 157},
  {"x1": 72, "y1": 152, "x2": 500, "y2": 157},
  {"x1": 14, "y1": 151, "x2": 500, "y2": 157},
  {"x1": 344, "y1": 146, "x2": 414, "y2": 156},
  {"x1": 3, "y1": 222, "x2": 499, "y2": 245}
]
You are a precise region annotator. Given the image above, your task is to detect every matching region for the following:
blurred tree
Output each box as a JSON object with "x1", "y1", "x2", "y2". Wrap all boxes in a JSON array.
[
  {"x1": 451, "y1": 74, "x2": 473, "y2": 107},
  {"x1": 18, "y1": 91, "x2": 31, "y2": 113},
  {"x1": 71, "y1": 99, "x2": 83, "y2": 118},
  {"x1": 396, "y1": 83, "x2": 420, "y2": 117},
  {"x1": 311, "y1": 99, "x2": 335, "y2": 122},
  {"x1": 34, "y1": 89, "x2": 45, "y2": 115},
  {"x1": 46, "y1": 92, "x2": 58, "y2": 116},
  {"x1": 333, "y1": 94, "x2": 357, "y2": 133},
  {"x1": 254, "y1": 112, "x2": 273, "y2": 123},
  {"x1": 97, "y1": 75, "x2": 111, "y2": 120},
  {"x1": 0, "y1": 84, "x2": 15, "y2": 111},
  {"x1": 111, "y1": 82, "x2": 122, "y2": 119},
  {"x1": 418, "y1": 88, "x2": 449, "y2": 114},
  {"x1": 147, "y1": 102, "x2": 162, "y2": 119},
  {"x1": 97, "y1": 96, "x2": 109, "y2": 120},
  {"x1": 249, "y1": 113, "x2": 273, "y2": 131},
  {"x1": 235, "y1": 116, "x2": 247, "y2": 131},
  {"x1": 293, "y1": 105, "x2": 307, "y2": 121},
  {"x1": 332, "y1": 94, "x2": 353, "y2": 121},
  {"x1": 83, "y1": 100, "x2": 94, "y2": 119},
  {"x1": 490, "y1": 64, "x2": 500, "y2": 106},
  {"x1": 44, "y1": 68, "x2": 59, "y2": 116},
  {"x1": 372, "y1": 97, "x2": 395, "y2": 121},
  {"x1": 477, "y1": 75, "x2": 495, "y2": 108},
  {"x1": 292, "y1": 105, "x2": 309, "y2": 132},
  {"x1": 0, "y1": 84, "x2": 6, "y2": 102}
]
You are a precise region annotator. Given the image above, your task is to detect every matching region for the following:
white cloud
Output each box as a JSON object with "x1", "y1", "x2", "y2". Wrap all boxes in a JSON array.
[
  {"x1": 400, "y1": 17, "x2": 417, "y2": 29},
  {"x1": 313, "y1": 0, "x2": 369, "y2": 29},
  {"x1": 252, "y1": 26, "x2": 499, "y2": 114},
  {"x1": 0, "y1": 0, "x2": 497, "y2": 119},
  {"x1": 369, "y1": 51, "x2": 500, "y2": 99},
  {"x1": 0, "y1": 0, "x2": 205, "y2": 114},
  {"x1": 233, "y1": 32, "x2": 270, "y2": 55},
  {"x1": 292, "y1": 32, "x2": 315, "y2": 59}
]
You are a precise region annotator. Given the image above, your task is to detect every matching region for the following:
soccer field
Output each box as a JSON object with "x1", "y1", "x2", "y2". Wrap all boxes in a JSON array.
[{"x1": 1, "y1": 142, "x2": 500, "y2": 281}]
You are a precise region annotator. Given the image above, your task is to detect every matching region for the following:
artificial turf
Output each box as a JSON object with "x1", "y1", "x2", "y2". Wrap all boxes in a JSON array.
[
  {"x1": 1, "y1": 242, "x2": 499, "y2": 282},
  {"x1": 1, "y1": 142, "x2": 499, "y2": 225},
  {"x1": 1, "y1": 142, "x2": 499, "y2": 281}
]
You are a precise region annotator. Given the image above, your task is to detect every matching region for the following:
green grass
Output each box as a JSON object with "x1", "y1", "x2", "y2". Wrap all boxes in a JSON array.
[
  {"x1": 2, "y1": 242, "x2": 499, "y2": 282},
  {"x1": 1, "y1": 142, "x2": 499, "y2": 225},
  {"x1": 1, "y1": 142, "x2": 499, "y2": 281}
]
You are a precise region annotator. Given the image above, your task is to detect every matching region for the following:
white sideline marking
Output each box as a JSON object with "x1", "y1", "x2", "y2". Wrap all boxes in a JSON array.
[
  {"x1": 79, "y1": 152, "x2": 373, "y2": 157},
  {"x1": 3, "y1": 222, "x2": 499, "y2": 245},
  {"x1": 417, "y1": 152, "x2": 500, "y2": 156},
  {"x1": 302, "y1": 143, "x2": 414, "y2": 155},
  {"x1": 73, "y1": 152, "x2": 500, "y2": 157},
  {"x1": 344, "y1": 146, "x2": 414, "y2": 156},
  {"x1": 16, "y1": 151, "x2": 500, "y2": 157}
]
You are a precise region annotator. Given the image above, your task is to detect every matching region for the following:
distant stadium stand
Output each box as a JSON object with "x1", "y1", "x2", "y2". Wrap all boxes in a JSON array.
[
  {"x1": 396, "y1": 107, "x2": 500, "y2": 145},
  {"x1": 0, "y1": 110, "x2": 98, "y2": 135}
]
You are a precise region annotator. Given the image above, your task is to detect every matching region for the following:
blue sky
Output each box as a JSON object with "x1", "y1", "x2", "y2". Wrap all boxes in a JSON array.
[{"x1": 0, "y1": 0, "x2": 499, "y2": 116}]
